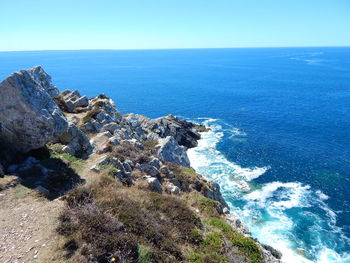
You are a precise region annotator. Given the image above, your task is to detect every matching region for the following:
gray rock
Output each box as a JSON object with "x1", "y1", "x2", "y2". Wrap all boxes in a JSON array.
[
  {"x1": 122, "y1": 161, "x2": 132, "y2": 173},
  {"x1": 149, "y1": 157, "x2": 162, "y2": 170},
  {"x1": 27, "y1": 66, "x2": 59, "y2": 97},
  {"x1": 90, "y1": 165, "x2": 100, "y2": 173},
  {"x1": 165, "y1": 182, "x2": 180, "y2": 195},
  {"x1": 146, "y1": 176, "x2": 163, "y2": 193},
  {"x1": 0, "y1": 67, "x2": 68, "y2": 154},
  {"x1": 157, "y1": 136, "x2": 190, "y2": 167},
  {"x1": 122, "y1": 139, "x2": 144, "y2": 150},
  {"x1": 58, "y1": 123, "x2": 93, "y2": 158},
  {"x1": 108, "y1": 136, "x2": 120, "y2": 146},
  {"x1": 102, "y1": 122, "x2": 119, "y2": 133},
  {"x1": 204, "y1": 181, "x2": 230, "y2": 213},
  {"x1": 59, "y1": 90, "x2": 90, "y2": 112},
  {"x1": 124, "y1": 113, "x2": 201, "y2": 148},
  {"x1": 73, "y1": 95, "x2": 89, "y2": 108},
  {"x1": 139, "y1": 163, "x2": 159, "y2": 177},
  {"x1": 262, "y1": 244, "x2": 283, "y2": 260}
]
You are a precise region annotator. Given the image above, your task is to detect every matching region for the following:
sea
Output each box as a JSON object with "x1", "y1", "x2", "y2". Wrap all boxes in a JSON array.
[{"x1": 0, "y1": 47, "x2": 349, "y2": 263}]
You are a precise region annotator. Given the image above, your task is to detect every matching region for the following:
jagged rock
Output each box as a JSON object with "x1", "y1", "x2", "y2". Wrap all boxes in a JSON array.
[
  {"x1": 121, "y1": 139, "x2": 144, "y2": 150},
  {"x1": 262, "y1": 244, "x2": 283, "y2": 260},
  {"x1": 0, "y1": 67, "x2": 68, "y2": 155},
  {"x1": 58, "y1": 123, "x2": 93, "y2": 158},
  {"x1": 145, "y1": 176, "x2": 163, "y2": 193},
  {"x1": 90, "y1": 131, "x2": 113, "y2": 154},
  {"x1": 80, "y1": 96, "x2": 123, "y2": 134},
  {"x1": 59, "y1": 90, "x2": 89, "y2": 112},
  {"x1": 125, "y1": 114, "x2": 201, "y2": 148},
  {"x1": 149, "y1": 157, "x2": 162, "y2": 170},
  {"x1": 108, "y1": 136, "x2": 120, "y2": 146},
  {"x1": 204, "y1": 181, "x2": 229, "y2": 213},
  {"x1": 28, "y1": 66, "x2": 60, "y2": 97},
  {"x1": 157, "y1": 136, "x2": 190, "y2": 167},
  {"x1": 165, "y1": 182, "x2": 180, "y2": 195},
  {"x1": 101, "y1": 122, "x2": 119, "y2": 133},
  {"x1": 122, "y1": 161, "x2": 132, "y2": 173},
  {"x1": 138, "y1": 163, "x2": 159, "y2": 177}
]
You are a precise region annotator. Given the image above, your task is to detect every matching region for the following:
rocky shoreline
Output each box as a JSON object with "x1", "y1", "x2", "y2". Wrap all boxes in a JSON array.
[{"x1": 0, "y1": 66, "x2": 281, "y2": 263}]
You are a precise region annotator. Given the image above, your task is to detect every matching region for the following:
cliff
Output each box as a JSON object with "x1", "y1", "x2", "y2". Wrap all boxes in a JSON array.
[{"x1": 0, "y1": 67, "x2": 281, "y2": 263}]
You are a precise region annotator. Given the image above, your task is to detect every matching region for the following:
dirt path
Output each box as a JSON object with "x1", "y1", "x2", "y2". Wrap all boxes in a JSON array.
[
  {"x1": 0, "y1": 184, "x2": 63, "y2": 263},
  {"x1": 0, "y1": 152, "x2": 105, "y2": 263}
]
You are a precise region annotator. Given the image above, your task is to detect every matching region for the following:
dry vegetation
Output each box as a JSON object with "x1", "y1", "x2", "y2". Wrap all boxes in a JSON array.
[{"x1": 56, "y1": 170, "x2": 263, "y2": 263}]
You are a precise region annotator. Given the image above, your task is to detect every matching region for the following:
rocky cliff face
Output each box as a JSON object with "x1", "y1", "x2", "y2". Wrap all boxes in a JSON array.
[
  {"x1": 0, "y1": 67, "x2": 281, "y2": 263},
  {"x1": 0, "y1": 66, "x2": 67, "y2": 158}
]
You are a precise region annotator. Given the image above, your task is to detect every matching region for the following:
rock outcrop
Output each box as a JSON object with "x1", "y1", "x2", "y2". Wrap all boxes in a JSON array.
[
  {"x1": 125, "y1": 113, "x2": 202, "y2": 148},
  {"x1": 0, "y1": 66, "x2": 68, "y2": 156},
  {"x1": 57, "y1": 123, "x2": 93, "y2": 158},
  {"x1": 58, "y1": 90, "x2": 89, "y2": 112},
  {"x1": 157, "y1": 136, "x2": 191, "y2": 167}
]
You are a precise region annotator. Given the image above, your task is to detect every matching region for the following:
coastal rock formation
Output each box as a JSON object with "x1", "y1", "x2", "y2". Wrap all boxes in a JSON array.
[
  {"x1": 57, "y1": 123, "x2": 93, "y2": 158},
  {"x1": 0, "y1": 66, "x2": 282, "y2": 263},
  {"x1": 0, "y1": 66, "x2": 68, "y2": 155},
  {"x1": 157, "y1": 136, "x2": 191, "y2": 167},
  {"x1": 125, "y1": 113, "x2": 202, "y2": 148},
  {"x1": 58, "y1": 90, "x2": 89, "y2": 112}
]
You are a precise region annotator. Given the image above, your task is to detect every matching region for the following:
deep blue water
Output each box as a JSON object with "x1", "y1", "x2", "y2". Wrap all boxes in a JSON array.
[{"x1": 1, "y1": 48, "x2": 350, "y2": 262}]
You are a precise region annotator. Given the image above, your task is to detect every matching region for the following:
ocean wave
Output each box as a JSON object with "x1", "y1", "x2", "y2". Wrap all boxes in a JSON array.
[
  {"x1": 187, "y1": 117, "x2": 350, "y2": 263},
  {"x1": 244, "y1": 181, "x2": 311, "y2": 209}
]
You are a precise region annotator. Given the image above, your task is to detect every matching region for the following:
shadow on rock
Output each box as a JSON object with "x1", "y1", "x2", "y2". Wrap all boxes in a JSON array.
[{"x1": 4, "y1": 149, "x2": 84, "y2": 200}]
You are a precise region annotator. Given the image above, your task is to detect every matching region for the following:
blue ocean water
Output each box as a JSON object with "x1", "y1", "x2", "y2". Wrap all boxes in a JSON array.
[{"x1": 0, "y1": 48, "x2": 350, "y2": 262}]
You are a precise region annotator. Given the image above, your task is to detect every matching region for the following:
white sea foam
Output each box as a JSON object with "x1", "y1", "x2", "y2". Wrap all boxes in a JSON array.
[
  {"x1": 245, "y1": 181, "x2": 311, "y2": 209},
  {"x1": 187, "y1": 117, "x2": 350, "y2": 263}
]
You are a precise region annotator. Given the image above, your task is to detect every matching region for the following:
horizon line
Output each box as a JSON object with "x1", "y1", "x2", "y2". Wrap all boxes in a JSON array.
[{"x1": 1, "y1": 45, "x2": 350, "y2": 53}]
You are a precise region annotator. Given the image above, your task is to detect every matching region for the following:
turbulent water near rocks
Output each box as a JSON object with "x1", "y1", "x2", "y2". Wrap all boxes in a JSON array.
[
  {"x1": 187, "y1": 119, "x2": 350, "y2": 263},
  {"x1": 0, "y1": 47, "x2": 350, "y2": 262}
]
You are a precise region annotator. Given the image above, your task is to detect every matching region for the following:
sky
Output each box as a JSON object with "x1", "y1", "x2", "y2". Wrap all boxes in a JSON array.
[{"x1": 0, "y1": 0, "x2": 350, "y2": 51}]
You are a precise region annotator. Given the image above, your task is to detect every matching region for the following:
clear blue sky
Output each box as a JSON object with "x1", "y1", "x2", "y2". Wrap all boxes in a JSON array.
[{"x1": 1, "y1": 0, "x2": 350, "y2": 51}]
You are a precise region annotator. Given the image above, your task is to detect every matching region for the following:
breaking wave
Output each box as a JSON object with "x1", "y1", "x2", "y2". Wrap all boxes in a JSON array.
[{"x1": 187, "y1": 118, "x2": 350, "y2": 263}]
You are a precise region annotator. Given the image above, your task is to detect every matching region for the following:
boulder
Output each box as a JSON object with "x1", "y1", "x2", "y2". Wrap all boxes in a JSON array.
[
  {"x1": 262, "y1": 244, "x2": 283, "y2": 260},
  {"x1": 58, "y1": 123, "x2": 93, "y2": 158},
  {"x1": 0, "y1": 67, "x2": 68, "y2": 155},
  {"x1": 27, "y1": 66, "x2": 60, "y2": 97},
  {"x1": 149, "y1": 157, "x2": 162, "y2": 170},
  {"x1": 59, "y1": 90, "x2": 89, "y2": 112},
  {"x1": 157, "y1": 136, "x2": 190, "y2": 167},
  {"x1": 204, "y1": 181, "x2": 229, "y2": 213},
  {"x1": 138, "y1": 163, "x2": 159, "y2": 177},
  {"x1": 124, "y1": 113, "x2": 201, "y2": 148},
  {"x1": 165, "y1": 182, "x2": 180, "y2": 195},
  {"x1": 145, "y1": 176, "x2": 163, "y2": 193}
]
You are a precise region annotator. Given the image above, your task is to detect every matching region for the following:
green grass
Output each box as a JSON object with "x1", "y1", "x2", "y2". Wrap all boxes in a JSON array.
[
  {"x1": 181, "y1": 167, "x2": 198, "y2": 178},
  {"x1": 203, "y1": 232, "x2": 223, "y2": 251},
  {"x1": 189, "y1": 193, "x2": 221, "y2": 217},
  {"x1": 206, "y1": 217, "x2": 262, "y2": 263},
  {"x1": 137, "y1": 244, "x2": 152, "y2": 263},
  {"x1": 49, "y1": 153, "x2": 85, "y2": 173}
]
